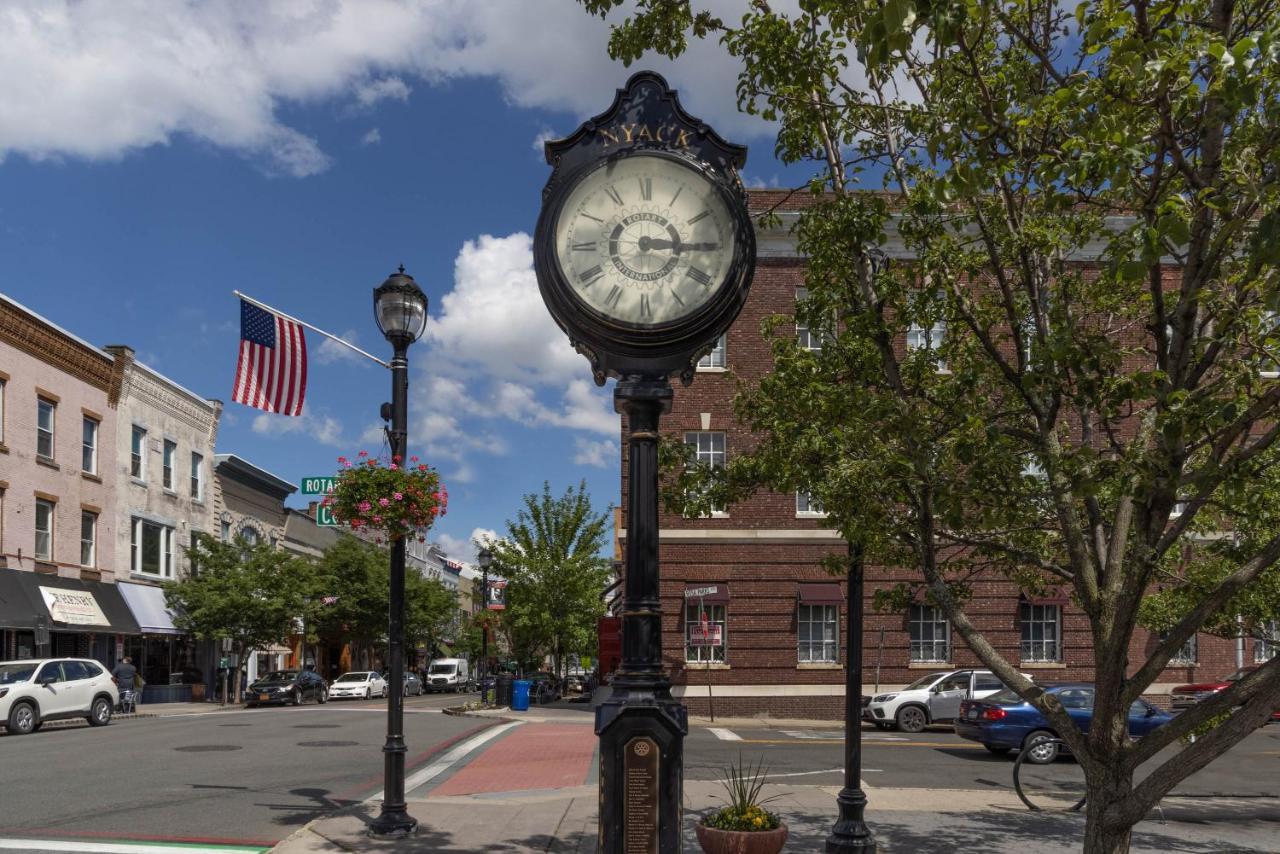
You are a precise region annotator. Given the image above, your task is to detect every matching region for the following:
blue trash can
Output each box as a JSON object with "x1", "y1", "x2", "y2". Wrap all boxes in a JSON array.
[{"x1": 512, "y1": 679, "x2": 531, "y2": 711}]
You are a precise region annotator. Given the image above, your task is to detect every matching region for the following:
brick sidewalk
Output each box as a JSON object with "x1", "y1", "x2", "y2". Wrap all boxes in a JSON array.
[{"x1": 430, "y1": 723, "x2": 596, "y2": 796}]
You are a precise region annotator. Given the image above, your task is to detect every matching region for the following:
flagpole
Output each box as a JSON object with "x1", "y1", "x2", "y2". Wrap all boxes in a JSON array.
[{"x1": 233, "y1": 290, "x2": 391, "y2": 368}]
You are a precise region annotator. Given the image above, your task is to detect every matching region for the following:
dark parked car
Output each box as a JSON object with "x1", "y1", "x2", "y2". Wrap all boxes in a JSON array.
[
  {"x1": 403, "y1": 672, "x2": 423, "y2": 696},
  {"x1": 955, "y1": 683, "x2": 1172, "y2": 763},
  {"x1": 1170, "y1": 665, "x2": 1280, "y2": 722},
  {"x1": 528, "y1": 672, "x2": 561, "y2": 704},
  {"x1": 246, "y1": 670, "x2": 328, "y2": 707}
]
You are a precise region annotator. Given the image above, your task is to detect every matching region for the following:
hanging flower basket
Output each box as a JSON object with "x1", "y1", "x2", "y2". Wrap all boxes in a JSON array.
[{"x1": 323, "y1": 452, "x2": 447, "y2": 540}]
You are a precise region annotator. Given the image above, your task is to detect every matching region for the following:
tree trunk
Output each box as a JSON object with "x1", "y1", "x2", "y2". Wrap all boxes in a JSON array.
[{"x1": 1083, "y1": 765, "x2": 1135, "y2": 854}]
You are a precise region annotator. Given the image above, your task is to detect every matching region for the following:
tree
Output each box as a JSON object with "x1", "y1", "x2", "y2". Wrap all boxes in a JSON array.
[
  {"x1": 312, "y1": 537, "x2": 390, "y2": 670},
  {"x1": 406, "y1": 570, "x2": 461, "y2": 663},
  {"x1": 164, "y1": 536, "x2": 310, "y2": 703},
  {"x1": 579, "y1": 2, "x2": 1280, "y2": 852},
  {"x1": 488, "y1": 482, "x2": 613, "y2": 677}
]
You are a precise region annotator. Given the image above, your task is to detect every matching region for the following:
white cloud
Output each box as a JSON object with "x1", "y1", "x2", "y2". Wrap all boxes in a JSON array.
[
  {"x1": 436, "y1": 527, "x2": 501, "y2": 565},
  {"x1": 360, "y1": 127, "x2": 382, "y2": 146},
  {"x1": 574, "y1": 437, "x2": 618, "y2": 468},
  {"x1": 532, "y1": 126, "x2": 556, "y2": 154},
  {"x1": 315, "y1": 329, "x2": 368, "y2": 365},
  {"x1": 0, "y1": 0, "x2": 786, "y2": 175},
  {"x1": 252, "y1": 410, "x2": 347, "y2": 447},
  {"x1": 354, "y1": 76, "x2": 410, "y2": 109}
]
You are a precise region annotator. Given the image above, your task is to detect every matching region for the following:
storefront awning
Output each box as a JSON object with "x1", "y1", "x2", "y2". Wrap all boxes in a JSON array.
[
  {"x1": 683, "y1": 583, "x2": 729, "y2": 603},
  {"x1": 1, "y1": 569, "x2": 141, "y2": 635},
  {"x1": 0, "y1": 569, "x2": 36, "y2": 630},
  {"x1": 797, "y1": 583, "x2": 843, "y2": 605},
  {"x1": 118, "y1": 582, "x2": 183, "y2": 635}
]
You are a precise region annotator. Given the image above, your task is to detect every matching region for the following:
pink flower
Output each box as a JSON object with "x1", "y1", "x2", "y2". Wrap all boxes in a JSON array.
[
  {"x1": 358, "y1": 450, "x2": 368, "y2": 457},
  {"x1": 417, "y1": 464, "x2": 427, "y2": 472},
  {"x1": 337, "y1": 456, "x2": 347, "y2": 464},
  {"x1": 393, "y1": 492, "x2": 403, "y2": 501},
  {"x1": 372, "y1": 515, "x2": 382, "y2": 524},
  {"x1": 389, "y1": 463, "x2": 398, "y2": 471},
  {"x1": 409, "y1": 456, "x2": 419, "y2": 463},
  {"x1": 378, "y1": 498, "x2": 390, "y2": 507},
  {"x1": 358, "y1": 501, "x2": 371, "y2": 512}
]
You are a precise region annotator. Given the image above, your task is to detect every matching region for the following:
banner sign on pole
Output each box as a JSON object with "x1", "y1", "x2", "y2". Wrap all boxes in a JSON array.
[{"x1": 486, "y1": 579, "x2": 507, "y2": 611}]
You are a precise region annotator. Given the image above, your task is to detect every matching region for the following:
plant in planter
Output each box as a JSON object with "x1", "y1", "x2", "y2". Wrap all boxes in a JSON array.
[
  {"x1": 323, "y1": 452, "x2": 447, "y2": 541},
  {"x1": 695, "y1": 755, "x2": 788, "y2": 854}
]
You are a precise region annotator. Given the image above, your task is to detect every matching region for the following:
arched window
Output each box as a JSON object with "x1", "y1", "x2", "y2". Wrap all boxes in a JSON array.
[{"x1": 240, "y1": 526, "x2": 260, "y2": 546}]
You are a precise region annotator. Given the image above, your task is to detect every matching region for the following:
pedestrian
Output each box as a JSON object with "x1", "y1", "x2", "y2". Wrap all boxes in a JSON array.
[{"x1": 112, "y1": 656, "x2": 138, "y2": 710}]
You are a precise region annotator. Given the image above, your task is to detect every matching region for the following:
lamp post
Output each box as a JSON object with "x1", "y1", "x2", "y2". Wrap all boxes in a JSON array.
[
  {"x1": 826, "y1": 247, "x2": 883, "y2": 854},
  {"x1": 369, "y1": 265, "x2": 428, "y2": 839},
  {"x1": 477, "y1": 546, "x2": 492, "y2": 700}
]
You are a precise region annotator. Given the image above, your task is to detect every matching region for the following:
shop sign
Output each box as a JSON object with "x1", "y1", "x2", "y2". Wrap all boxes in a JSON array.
[{"x1": 39, "y1": 586, "x2": 108, "y2": 626}]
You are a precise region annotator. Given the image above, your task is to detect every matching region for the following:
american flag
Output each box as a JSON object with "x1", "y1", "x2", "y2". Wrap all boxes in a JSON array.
[{"x1": 233, "y1": 299, "x2": 307, "y2": 415}]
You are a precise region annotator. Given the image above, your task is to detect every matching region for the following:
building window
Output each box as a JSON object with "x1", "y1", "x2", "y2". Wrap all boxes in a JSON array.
[
  {"x1": 798, "y1": 604, "x2": 838, "y2": 663},
  {"x1": 131, "y1": 426, "x2": 146, "y2": 480},
  {"x1": 34, "y1": 498, "x2": 55, "y2": 561},
  {"x1": 80, "y1": 511, "x2": 96, "y2": 567},
  {"x1": 240, "y1": 526, "x2": 260, "y2": 546},
  {"x1": 0, "y1": 377, "x2": 6, "y2": 444},
  {"x1": 796, "y1": 490, "x2": 826, "y2": 517},
  {"x1": 909, "y1": 604, "x2": 951, "y2": 663},
  {"x1": 683, "y1": 431, "x2": 726, "y2": 515},
  {"x1": 1020, "y1": 603, "x2": 1062, "y2": 662},
  {"x1": 796, "y1": 288, "x2": 824, "y2": 352},
  {"x1": 697, "y1": 334, "x2": 727, "y2": 370},
  {"x1": 190, "y1": 452, "x2": 204, "y2": 500},
  {"x1": 131, "y1": 518, "x2": 175, "y2": 578},
  {"x1": 685, "y1": 601, "x2": 726, "y2": 663},
  {"x1": 82, "y1": 417, "x2": 98, "y2": 474},
  {"x1": 1254, "y1": 620, "x2": 1278, "y2": 662},
  {"x1": 220, "y1": 520, "x2": 231, "y2": 542},
  {"x1": 1165, "y1": 632, "x2": 1198, "y2": 665},
  {"x1": 37, "y1": 398, "x2": 55, "y2": 459},
  {"x1": 907, "y1": 321, "x2": 947, "y2": 370},
  {"x1": 163, "y1": 440, "x2": 176, "y2": 490}
]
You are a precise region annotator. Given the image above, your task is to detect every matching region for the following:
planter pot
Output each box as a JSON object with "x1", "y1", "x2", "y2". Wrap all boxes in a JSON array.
[{"x1": 695, "y1": 822, "x2": 788, "y2": 854}]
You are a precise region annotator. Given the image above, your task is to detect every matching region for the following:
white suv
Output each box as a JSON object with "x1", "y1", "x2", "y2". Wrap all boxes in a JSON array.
[
  {"x1": 864, "y1": 669, "x2": 1024, "y2": 733},
  {"x1": 0, "y1": 658, "x2": 120, "y2": 735}
]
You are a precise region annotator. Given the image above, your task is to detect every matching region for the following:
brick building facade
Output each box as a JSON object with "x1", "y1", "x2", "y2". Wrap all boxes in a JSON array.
[{"x1": 621, "y1": 192, "x2": 1276, "y2": 720}]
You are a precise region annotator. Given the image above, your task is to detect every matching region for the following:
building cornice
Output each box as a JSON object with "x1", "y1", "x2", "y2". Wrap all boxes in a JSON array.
[{"x1": 0, "y1": 298, "x2": 115, "y2": 393}]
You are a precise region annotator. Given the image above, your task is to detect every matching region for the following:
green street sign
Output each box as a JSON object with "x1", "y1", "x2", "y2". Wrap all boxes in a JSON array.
[
  {"x1": 316, "y1": 505, "x2": 339, "y2": 527},
  {"x1": 301, "y1": 476, "x2": 337, "y2": 495}
]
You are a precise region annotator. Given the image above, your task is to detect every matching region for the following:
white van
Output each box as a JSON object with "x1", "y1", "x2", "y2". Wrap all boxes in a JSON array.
[{"x1": 425, "y1": 658, "x2": 471, "y2": 693}]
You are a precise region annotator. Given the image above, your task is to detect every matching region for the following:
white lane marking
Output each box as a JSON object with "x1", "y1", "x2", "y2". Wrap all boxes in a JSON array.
[
  {"x1": 708, "y1": 727, "x2": 742, "y2": 741},
  {"x1": 0, "y1": 841, "x2": 265, "y2": 854},
  {"x1": 365, "y1": 721, "x2": 523, "y2": 804},
  {"x1": 781, "y1": 729, "x2": 843, "y2": 740}
]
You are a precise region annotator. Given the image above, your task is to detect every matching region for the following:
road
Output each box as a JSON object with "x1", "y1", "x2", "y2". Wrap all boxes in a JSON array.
[
  {"x1": 1, "y1": 696, "x2": 1276, "y2": 852},
  {"x1": 0, "y1": 692, "x2": 483, "y2": 851}
]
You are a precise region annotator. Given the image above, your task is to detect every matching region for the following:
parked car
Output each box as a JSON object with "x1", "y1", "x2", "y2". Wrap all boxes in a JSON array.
[
  {"x1": 328, "y1": 671, "x2": 387, "y2": 700},
  {"x1": 425, "y1": 658, "x2": 471, "y2": 693},
  {"x1": 0, "y1": 658, "x2": 119, "y2": 735},
  {"x1": 1170, "y1": 665, "x2": 1280, "y2": 722},
  {"x1": 403, "y1": 672, "x2": 424, "y2": 696},
  {"x1": 864, "y1": 669, "x2": 1025, "y2": 733},
  {"x1": 245, "y1": 670, "x2": 328, "y2": 707},
  {"x1": 564, "y1": 674, "x2": 586, "y2": 695},
  {"x1": 955, "y1": 683, "x2": 1173, "y2": 763}
]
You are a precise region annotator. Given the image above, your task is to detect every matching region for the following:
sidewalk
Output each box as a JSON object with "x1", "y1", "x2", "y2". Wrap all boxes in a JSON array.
[{"x1": 269, "y1": 716, "x2": 1280, "y2": 854}]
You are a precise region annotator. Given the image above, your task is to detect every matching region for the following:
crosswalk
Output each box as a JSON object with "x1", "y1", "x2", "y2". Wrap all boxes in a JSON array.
[{"x1": 0, "y1": 841, "x2": 269, "y2": 854}]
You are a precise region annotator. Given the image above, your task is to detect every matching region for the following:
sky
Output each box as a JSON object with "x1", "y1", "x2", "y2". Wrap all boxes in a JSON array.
[{"x1": 0, "y1": 0, "x2": 818, "y2": 564}]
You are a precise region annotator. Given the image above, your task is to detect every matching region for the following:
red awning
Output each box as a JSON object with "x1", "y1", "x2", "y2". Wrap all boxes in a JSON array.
[
  {"x1": 683, "y1": 583, "x2": 729, "y2": 603},
  {"x1": 1023, "y1": 589, "x2": 1069, "y2": 606},
  {"x1": 797, "y1": 583, "x2": 843, "y2": 605}
]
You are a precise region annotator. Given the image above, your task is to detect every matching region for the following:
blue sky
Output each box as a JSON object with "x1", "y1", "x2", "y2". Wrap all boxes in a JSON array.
[{"x1": 0, "y1": 1, "x2": 818, "y2": 562}]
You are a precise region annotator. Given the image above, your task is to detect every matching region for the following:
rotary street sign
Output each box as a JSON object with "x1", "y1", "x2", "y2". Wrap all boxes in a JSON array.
[
  {"x1": 316, "y1": 505, "x2": 338, "y2": 527},
  {"x1": 301, "y1": 476, "x2": 336, "y2": 494}
]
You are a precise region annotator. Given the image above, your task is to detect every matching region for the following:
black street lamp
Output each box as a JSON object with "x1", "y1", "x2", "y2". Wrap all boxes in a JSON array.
[
  {"x1": 369, "y1": 265, "x2": 428, "y2": 839},
  {"x1": 827, "y1": 247, "x2": 884, "y2": 854},
  {"x1": 477, "y1": 546, "x2": 493, "y2": 699}
]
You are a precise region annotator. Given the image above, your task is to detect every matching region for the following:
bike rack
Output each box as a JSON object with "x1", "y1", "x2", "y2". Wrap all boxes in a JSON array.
[{"x1": 1012, "y1": 736, "x2": 1087, "y2": 813}]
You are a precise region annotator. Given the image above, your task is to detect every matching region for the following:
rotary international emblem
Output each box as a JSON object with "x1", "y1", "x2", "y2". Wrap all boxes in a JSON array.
[{"x1": 633, "y1": 741, "x2": 652, "y2": 757}]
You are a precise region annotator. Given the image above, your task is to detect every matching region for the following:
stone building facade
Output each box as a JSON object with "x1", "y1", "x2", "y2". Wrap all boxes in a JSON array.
[
  {"x1": 0, "y1": 294, "x2": 136, "y2": 666},
  {"x1": 625, "y1": 191, "x2": 1274, "y2": 720}
]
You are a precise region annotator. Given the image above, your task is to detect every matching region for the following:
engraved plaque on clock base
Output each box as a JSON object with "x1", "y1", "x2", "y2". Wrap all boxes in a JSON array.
[{"x1": 596, "y1": 695, "x2": 687, "y2": 853}]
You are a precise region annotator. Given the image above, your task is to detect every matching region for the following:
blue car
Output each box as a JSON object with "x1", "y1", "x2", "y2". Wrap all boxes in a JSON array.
[{"x1": 954, "y1": 683, "x2": 1173, "y2": 763}]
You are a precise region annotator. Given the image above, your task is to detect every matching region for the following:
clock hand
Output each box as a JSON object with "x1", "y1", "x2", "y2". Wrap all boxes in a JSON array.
[{"x1": 643, "y1": 237, "x2": 721, "y2": 253}]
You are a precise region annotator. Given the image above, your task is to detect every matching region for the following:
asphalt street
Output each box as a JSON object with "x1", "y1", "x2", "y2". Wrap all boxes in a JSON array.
[{"x1": 0, "y1": 692, "x2": 483, "y2": 850}]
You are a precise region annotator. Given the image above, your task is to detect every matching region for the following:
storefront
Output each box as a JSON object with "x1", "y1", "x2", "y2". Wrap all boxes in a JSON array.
[
  {"x1": 118, "y1": 581, "x2": 203, "y2": 702},
  {"x1": 0, "y1": 568, "x2": 140, "y2": 667}
]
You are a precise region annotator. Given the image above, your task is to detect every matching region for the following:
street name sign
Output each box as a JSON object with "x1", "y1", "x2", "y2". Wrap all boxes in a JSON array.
[{"x1": 300, "y1": 476, "x2": 336, "y2": 495}]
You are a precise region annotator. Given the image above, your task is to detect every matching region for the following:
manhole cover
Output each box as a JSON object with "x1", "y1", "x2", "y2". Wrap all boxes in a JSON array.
[
  {"x1": 297, "y1": 740, "x2": 360, "y2": 747},
  {"x1": 292, "y1": 724, "x2": 341, "y2": 729},
  {"x1": 175, "y1": 745, "x2": 243, "y2": 752}
]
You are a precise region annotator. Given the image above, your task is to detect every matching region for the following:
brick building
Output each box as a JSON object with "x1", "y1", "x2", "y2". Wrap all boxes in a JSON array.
[{"x1": 623, "y1": 192, "x2": 1277, "y2": 720}]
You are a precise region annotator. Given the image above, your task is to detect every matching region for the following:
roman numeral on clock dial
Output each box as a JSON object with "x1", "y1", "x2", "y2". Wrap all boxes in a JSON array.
[
  {"x1": 579, "y1": 265, "x2": 604, "y2": 285},
  {"x1": 639, "y1": 293, "x2": 652, "y2": 319},
  {"x1": 571, "y1": 242, "x2": 596, "y2": 251},
  {"x1": 604, "y1": 285, "x2": 623, "y2": 309},
  {"x1": 639, "y1": 178, "x2": 652, "y2": 201},
  {"x1": 687, "y1": 267, "x2": 711, "y2": 286},
  {"x1": 605, "y1": 185, "x2": 624, "y2": 206},
  {"x1": 687, "y1": 210, "x2": 709, "y2": 225}
]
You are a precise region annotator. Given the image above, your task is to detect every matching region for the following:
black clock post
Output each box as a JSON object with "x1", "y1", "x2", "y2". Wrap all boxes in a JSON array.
[{"x1": 533, "y1": 72, "x2": 755, "y2": 853}]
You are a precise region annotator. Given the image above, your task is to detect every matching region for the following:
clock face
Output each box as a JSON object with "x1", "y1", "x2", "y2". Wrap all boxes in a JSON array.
[{"x1": 552, "y1": 154, "x2": 736, "y2": 326}]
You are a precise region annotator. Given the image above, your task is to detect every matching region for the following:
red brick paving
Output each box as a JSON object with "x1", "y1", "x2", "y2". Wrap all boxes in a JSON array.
[{"x1": 429, "y1": 723, "x2": 596, "y2": 795}]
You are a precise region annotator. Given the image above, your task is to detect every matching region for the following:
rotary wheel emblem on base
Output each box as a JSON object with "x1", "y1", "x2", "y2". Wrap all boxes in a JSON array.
[{"x1": 633, "y1": 741, "x2": 652, "y2": 756}]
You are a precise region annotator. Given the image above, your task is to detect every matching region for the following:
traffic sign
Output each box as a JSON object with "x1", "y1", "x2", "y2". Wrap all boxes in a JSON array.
[
  {"x1": 301, "y1": 476, "x2": 336, "y2": 495},
  {"x1": 316, "y1": 505, "x2": 339, "y2": 527}
]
